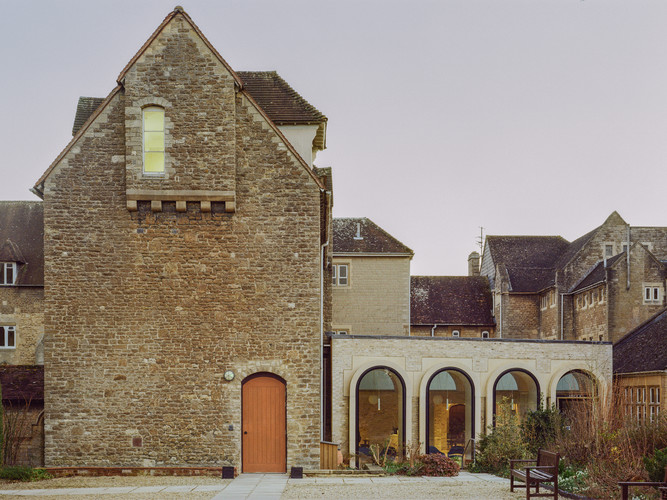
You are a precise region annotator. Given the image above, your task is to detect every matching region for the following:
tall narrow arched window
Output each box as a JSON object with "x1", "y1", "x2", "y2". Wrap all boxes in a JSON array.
[
  {"x1": 356, "y1": 367, "x2": 405, "y2": 468},
  {"x1": 493, "y1": 369, "x2": 539, "y2": 424},
  {"x1": 143, "y1": 106, "x2": 165, "y2": 173}
]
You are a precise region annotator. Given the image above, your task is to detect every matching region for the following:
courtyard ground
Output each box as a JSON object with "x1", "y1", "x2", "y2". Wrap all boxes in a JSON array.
[{"x1": 0, "y1": 471, "x2": 527, "y2": 499}]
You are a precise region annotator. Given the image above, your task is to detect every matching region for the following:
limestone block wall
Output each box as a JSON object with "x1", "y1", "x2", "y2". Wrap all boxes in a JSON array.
[
  {"x1": 539, "y1": 289, "x2": 559, "y2": 340},
  {"x1": 43, "y1": 52, "x2": 322, "y2": 468},
  {"x1": 0, "y1": 287, "x2": 43, "y2": 365},
  {"x1": 608, "y1": 249, "x2": 666, "y2": 343},
  {"x1": 330, "y1": 335, "x2": 612, "y2": 464},
  {"x1": 503, "y1": 295, "x2": 540, "y2": 339},
  {"x1": 573, "y1": 285, "x2": 607, "y2": 341},
  {"x1": 332, "y1": 256, "x2": 410, "y2": 335},
  {"x1": 410, "y1": 325, "x2": 495, "y2": 338}
]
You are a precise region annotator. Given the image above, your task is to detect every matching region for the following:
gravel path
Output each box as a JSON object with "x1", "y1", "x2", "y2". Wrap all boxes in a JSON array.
[{"x1": 0, "y1": 472, "x2": 527, "y2": 499}]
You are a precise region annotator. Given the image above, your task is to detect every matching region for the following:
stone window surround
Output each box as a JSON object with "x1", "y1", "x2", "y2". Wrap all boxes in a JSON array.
[
  {"x1": 642, "y1": 283, "x2": 662, "y2": 304},
  {"x1": 0, "y1": 262, "x2": 17, "y2": 286},
  {"x1": 0, "y1": 325, "x2": 16, "y2": 349},
  {"x1": 131, "y1": 97, "x2": 174, "y2": 181}
]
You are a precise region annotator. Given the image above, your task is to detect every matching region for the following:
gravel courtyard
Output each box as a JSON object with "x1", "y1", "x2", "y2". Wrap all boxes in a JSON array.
[{"x1": 0, "y1": 472, "x2": 527, "y2": 499}]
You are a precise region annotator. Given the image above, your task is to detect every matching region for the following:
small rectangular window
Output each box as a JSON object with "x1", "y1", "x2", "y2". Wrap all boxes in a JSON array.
[
  {"x1": 452, "y1": 330, "x2": 460, "y2": 337},
  {"x1": 1, "y1": 263, "x2": 17, "y2": 286},
  {"x1": 332, "y1": 264, "x2": 349, "y2": 286},
  {"x1": 605, "y1": 244, "x2": 614, "y2": 257},
  {"x1": 644, "y1": 286, "x2": 661, "y2": 304},
  {"x1": 0, "y1": 326, "x2": 16, "y2": 349},
  {"x1": 482, "y1": 331, "x2": 489, "y2": 339}
]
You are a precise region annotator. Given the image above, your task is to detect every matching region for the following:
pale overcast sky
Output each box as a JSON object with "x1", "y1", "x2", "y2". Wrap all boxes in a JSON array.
[{"x1": 1, "y1": 0, "x2": 666, "y2": 275}]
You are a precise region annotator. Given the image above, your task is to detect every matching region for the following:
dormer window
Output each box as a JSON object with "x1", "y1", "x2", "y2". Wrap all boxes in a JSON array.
[
  {"x1": 143, "y1": 106, "x2": 165, "y2": 174},
  {"x1": 0, "y1": 263, "x2": 16, "y2": 285}
]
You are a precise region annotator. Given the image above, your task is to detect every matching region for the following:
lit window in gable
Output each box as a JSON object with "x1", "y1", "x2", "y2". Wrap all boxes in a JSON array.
[{"x1": 143, "y1": 106, "x2": 165, "y2": 174}]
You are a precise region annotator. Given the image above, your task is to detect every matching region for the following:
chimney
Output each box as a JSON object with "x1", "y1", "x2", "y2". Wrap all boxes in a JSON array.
[{"x1": 468, "y1": 251, "x2": 480, "y2": 276}]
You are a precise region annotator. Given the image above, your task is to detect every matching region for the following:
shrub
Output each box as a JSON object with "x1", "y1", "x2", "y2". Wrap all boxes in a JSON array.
[
  {"x1": 0, "y1": 466, "x2": 52, "y2": 482},
  {"x1": 558, "y1": 464, "x2": 589, "y2": 495},
  {"x1": 521, "y1": 398, "x2": 564, "y2": 456},
  {"x1": 415, "y1": 453, "x2": 459, "y2": 477},
  {"x1": 473, "y1": 398, "x2": 527, "y2": 475},
  {"x1": 643, "y1": 446, "x2": 667, "y2": 483}
]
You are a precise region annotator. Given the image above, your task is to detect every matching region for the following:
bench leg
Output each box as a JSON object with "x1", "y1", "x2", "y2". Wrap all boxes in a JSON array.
[{"x1": 510, "y1": 475, "x2": 514, "y2": 492}]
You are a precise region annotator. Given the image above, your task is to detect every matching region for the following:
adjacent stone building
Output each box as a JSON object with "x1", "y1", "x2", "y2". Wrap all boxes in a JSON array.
[
  {"x1": 331, "y1": 218, "x2": 413, "y2": 336},
  {"x1": 614, "y1": 308, "x2": 666, "y2": 423},
  {"x1": 481, "y1": 212, "x2": 667, "y2": 343}
]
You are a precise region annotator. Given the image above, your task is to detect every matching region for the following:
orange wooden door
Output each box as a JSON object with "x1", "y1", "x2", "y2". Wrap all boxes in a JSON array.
[{"x1": 242, "y1": 374, "x2": 286, "y2": 473}]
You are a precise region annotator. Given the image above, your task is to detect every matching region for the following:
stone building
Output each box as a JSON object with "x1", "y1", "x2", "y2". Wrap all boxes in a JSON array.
[
  {"x1": 614, "y1": 308, "x2": 666, "y2": 423},
  {"x1": 481, "y1": 212, "x2": 667, "y2": 343},
  {"x1": 331, "y1": 218, "x2": 413, "y2": 336},
  {"x1": 31, "y1": 7, "x2": 330, "y2": 471}
]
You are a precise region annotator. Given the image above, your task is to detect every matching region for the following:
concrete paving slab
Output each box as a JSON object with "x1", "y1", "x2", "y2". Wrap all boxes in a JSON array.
[
  {"x1": 101, "y1": 486, "x2": 137, "y2": 493},
  {"x1": 192, "y1": 484, "x2": 227, "y2": 491},
  {"x1": 131, "y1": 486, "x2": 169, "y2": 493},
  {"x1": 162, "y1": 485, "x2": 196, "y2": 492}
]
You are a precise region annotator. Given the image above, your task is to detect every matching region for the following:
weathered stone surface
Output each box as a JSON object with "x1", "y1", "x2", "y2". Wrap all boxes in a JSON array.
[{"x1": 42, "y1": 13, "x2": 323, "y2": 469}]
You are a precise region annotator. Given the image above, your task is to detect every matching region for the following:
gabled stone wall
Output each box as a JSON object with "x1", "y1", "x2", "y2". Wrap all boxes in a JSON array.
[{"x1": 42, "y1": 15, "x2": 322, "y2": 469}]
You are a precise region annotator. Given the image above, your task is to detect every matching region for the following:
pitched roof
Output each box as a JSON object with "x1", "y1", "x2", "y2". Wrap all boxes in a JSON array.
[
  {"x1": 506, "y1": 267, "x2": 556, "y2": 293},
  {"x1": 72, "y1": 72, "x2": 327, "y2": 137},
  {"x1": 570, "y1": 254, "x2": 624, "y2": 293},
  {"x1": 411, "y1": 276, "x2": 494, "y2": 325},
  {"x1": 614, "y1": 308, "x2": 667, "y2": 374},
  {"x1": 333, "y1": 218, "x2": 413, "y2": 255},
  {"x1": 0, "y1": 366, "x2": 44, "y2": 403},
  {"x1": 72, "y1": 97, "x2": 105, "y2": 136},
  {"x1": 237, "y1": 71, "x2": 326, "y2": 124},
  {"x1": 486, "y1": 236, "x2": 570, "y2": 269},
  {"x1": 0, "y1": 202, "x2": 43, "y2": 285}
]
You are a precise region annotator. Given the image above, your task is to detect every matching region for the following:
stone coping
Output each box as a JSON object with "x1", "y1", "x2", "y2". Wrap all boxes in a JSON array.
[{"x1": 326, "y1": 333, "x2": 612, "y2": 345}]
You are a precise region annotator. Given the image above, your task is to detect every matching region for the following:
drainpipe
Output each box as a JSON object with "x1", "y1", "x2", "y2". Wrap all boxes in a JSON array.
[
  {"x1": 626, "y1": 225, "x2": 631, "y2": 290},
  {"x1": 498, "y1": 292, "x2": 502, "y2": 339},
  {"x1": 560, "y1": 293, "x2": 564, "y2": 340},
  {"x1": 320, "y1": 237, "x2": 329, "y2": 442},
  {"x1": 431, "y1": 324, "x2": 438, "y2": 337}
]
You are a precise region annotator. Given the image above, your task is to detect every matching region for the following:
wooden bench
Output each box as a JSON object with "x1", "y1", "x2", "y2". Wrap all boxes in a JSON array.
[
  {"x1": 510, "y1": 448, "x2": 560, "y2": 499},
  {"x1": 618, "y1": 465, "x2": 667, "y2": 500}
]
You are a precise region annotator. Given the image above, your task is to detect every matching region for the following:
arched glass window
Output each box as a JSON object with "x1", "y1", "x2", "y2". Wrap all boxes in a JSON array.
[
  {"x1": 143, "y1": 106, "x2": 165, "y2": 173},
  {"x1": 556, "y1": 370, "x2": 597, "y2": 416},
  {"x1": 427, "y1": 369, "x2": 474, "y2": 461},
  {"x1": 493, "y1": 369, "x2": 539, "y2": 424},
  {"x1": 356, "y1": 367, "x2": 405, "y2": 467}
]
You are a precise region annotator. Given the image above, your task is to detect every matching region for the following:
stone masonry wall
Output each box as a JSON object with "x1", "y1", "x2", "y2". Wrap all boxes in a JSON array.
[
  {"x1": 503, "y1": 295, "x2": 539, "y2": 339},
  {"x1": 608, "y1": 247, "x2": 666, "y2": 343},
  {"x1": 573, "y1": 285, "x2": 607, "y2": 341},
  {"x1": 0, "y1": 287, "x2": 43, "y2": 365},
  {"x1": 332, "y1": 256, "x2": 410, "y2": 335},
  {"x1": 43, "y1": 16, "x2": 322, "y2": 469},
  {"x1": 410, "y1": 325, "x2": 495, "y2": 338}
]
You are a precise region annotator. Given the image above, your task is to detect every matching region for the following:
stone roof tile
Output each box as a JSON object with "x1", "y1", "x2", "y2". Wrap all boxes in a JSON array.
[
  {"x1": 614, "y1": 308, "x2": 667, "y2": 374},
  {"x1": 0, "y1": 201, "x2": 43, "y2": 285},
  {"x1": 0, "y1": 365, "x2": 44, "y2": 403},
  {"x1": 411, "y1": 276, "x2": 494, "y2": 325},
  {"x1": 333, "y1": 218, "x2": 412, "y2": 255}
]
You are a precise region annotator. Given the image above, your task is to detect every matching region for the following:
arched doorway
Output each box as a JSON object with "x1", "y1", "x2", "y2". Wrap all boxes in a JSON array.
[
  {"x1": 426, "y1": 369, "x2": 474, "y2": 459},
  {"x1": 556, "y1": 370, "x2": 597, "y2": 417},
  {"x1": 493, "y1": 369, "x2": 539, "y2": 424},
  {"x1": 356, "y1": 367, "x2": 405, "y2": 467},
  {"x1": 242, "y1": 373, "x2": 286, "y2": 473}
]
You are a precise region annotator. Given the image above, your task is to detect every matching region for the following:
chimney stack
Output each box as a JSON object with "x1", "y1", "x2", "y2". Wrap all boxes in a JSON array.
[{"x1": 468, "y1": 251, "x2": 480, "y2": 276}]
